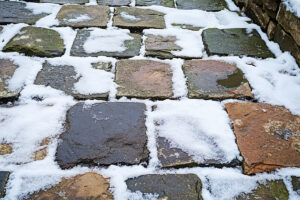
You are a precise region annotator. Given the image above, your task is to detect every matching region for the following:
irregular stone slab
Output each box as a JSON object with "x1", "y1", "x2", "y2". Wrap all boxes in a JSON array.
[
  {"x1": 33, "y1": 138, "x2": 51, "y2": 161},
  {"x1": 183, "y1": 60, "x2": 253, "y2": 100},
  {"x1": 113, "y1": 7, "x2": 166, "y2": 31},
  {"x1": 126, "y1": 174, "x2": 203, "y2": 200},
  {"x1": 225, "y1": 102, "x2": 300, "y2": 175},
  {"x1": 0, "y1": 144, "x2": 12, "y2": 155},
  {"x1": 115, "y1": 60, "x2": 173, "y2": 99},
  {"x1": 292, "y1": 176, "x2": 300, "y2": 195},
  {"x1": 172, "y1": 23, "x2": 202, "y2": 31},
  {"x1": 136, "y1": 0, "x2": 174, "y2": 7},
  {"x1": 237, "y1": 180, "x2": 289, "y2": 200},
  {"x1": 0, "y1": 1, "x2": 48, "y2": 25},
  {"x1": 27, "y1": 172, "x2": 113, "y2": 200},
  {"x1": 3, "y1": 26, "x2": 65, "y2": 57},
  {"x1": 70, "y1": 29, "x2": 141, "y2": 57},
  {"x1": 202, "y1": 28, "x2": 274, "y2": 58},
  {"x1": 176, "y1": 0, "x2": 227, "y2": 11},
  {"x1": 34, "y1": 61, "x2": 108, "y2": 100},
  {"x1": 41, "y1": 0, "x2": 89, "y2": 4},
  {"x1": 91, "y1": 61, "x2": 112, "y2": 72},
  {"x1": 97, "y1": 0, "x2": 131, "y2": 6},
  {"x1": 0, "y1": 171, "x2": 10, "y2": 198},
  {"x1": 56, "y1": 5, "x2": 110, "y2": 28},
  {"x1": 56, "y1": 102, "x2": 149, "y2": 169}
]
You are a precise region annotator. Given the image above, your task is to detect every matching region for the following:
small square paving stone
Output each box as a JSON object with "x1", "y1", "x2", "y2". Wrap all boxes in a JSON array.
[
  {"x1": 115, "y1": 60, "x2": 173, "y2": 99},
  {"x1": 97, "y1": 0, "x2": 131, "y2": 6},
  {"x1": 183, "y1": 60, "x2": 253, "y2": 100},
  {"x1": 56, "y1": 102, "x2": 149, "y2": 169},
  {"x1": 113, "y1": 7, "x2": 166, "y2": 31},
  {"x1": 136, "y1": 0, "x2": 174, "y2": 7},
  {"x1": 225, "y1": 102, "x2": 300, "y2": 175},
  {"x1": 176, "y1": 0, "x2": 227, "y2": 11},
  {"x1": 3, "y1": 26, "x2": 65, "y2": 57},
  {"x1": 56, "y1": 5, "x2": 110, "y2": 28},
  {"x1": 0, "y1": 171, "x2": 10, "y2": 198},
  {"x1": 202, "y1": 28, "x2": 275, "y2": 58}
]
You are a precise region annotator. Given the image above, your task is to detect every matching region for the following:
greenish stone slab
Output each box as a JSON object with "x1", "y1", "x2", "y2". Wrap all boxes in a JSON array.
[
  {"x1": 176, "y1": 0, "x2": 227, "y2": 11},
  {"x1": 136, "y1": 0, "x2": 174, "y2": 7},
  {"x1": 202, "y1": 28, "x2": 275, "y2": 58},
  {"x1": 97, "y1": 0, "x2": 131, "y2": 6},
  {"x1": 0, "y1": 171, "x2": 10, "y2": 198}
]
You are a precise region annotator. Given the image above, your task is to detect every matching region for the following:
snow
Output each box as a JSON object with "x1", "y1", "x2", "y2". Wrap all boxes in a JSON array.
[
  {"x1": 283, "y1": 0, "x2": 300, "y2": 17},
  {"x1": 121, "y1": 12, "x2": 141, "y2": 21},
  {"x1": 0, "y1": 24, "x2": 28, "y2": 51},
  {"x1": 67, "y1": 14, "x2": 92, "y2": 22}
]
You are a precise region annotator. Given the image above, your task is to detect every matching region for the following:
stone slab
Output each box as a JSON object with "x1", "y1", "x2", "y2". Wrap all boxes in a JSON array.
[
  {"x1": 176, "y1": 0, "x2": 227, "y2": 11},
  {"x1": 56, "y1": 102, "x2": 149, "y2": 169},
  {"x1": 70, "y1": 29, "x2": 141, "y2": 57},
  {"x1": 225, "y1": 102, "x2": 300, "y2": 175},
  {"x1": 172, "y1": 24, "x2": 202, "y2": 31},
  {"x1": 41, "y1": 0, "x2": 89, "y2": 4},
  {"x1": 126, "y1": 174, "x2": 203, "y2": 200},
  {"x1": 91, "y1": 61, "x2": 112, "y2": 72},
  {"x1": 115, "y1": 60, "x2": 173, "y2": 99},
  {"x1": 0, "y1": 171, "x2": 10, "y2": 198},
  {"x1": 113, "y1": 7, "x2": 166, "y2": 31},
  {"x1": 292, "y1": 176, "x2": 300, "y2": 195},
  {"x1": 97, "y1": 0, "x2": 131, "y2": 6},
  {"x1": 136, "y1": 0, "x2": 174, "y2": 7},
  {"x1": 183, "y1": 60, "x2": 253, "y2": 100},
  {"x1": 0, "y1": 144, "x2": 12, "y2": 155},
  {"x1": 3, "y1": 26, "x2": 65, "y2": 57},
  {"x1": 202, "y1": 28, "x2": 274, "y2": 58}
]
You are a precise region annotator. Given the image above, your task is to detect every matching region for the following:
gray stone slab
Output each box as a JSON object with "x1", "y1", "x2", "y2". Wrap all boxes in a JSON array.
[
  {"x1": 97, "y1": 0, "x2": 131, "y2": 6},
  {"x1": 176, "y1": 0, "x2": 227, "y2": 11},
  {"x1": 292, "y1": 176, "x2": 300, "y2": 195},
  {"x1": 0, "y1": 171, "x2": 10, "y2": 198},
  {"x1": 41, "y1": 0, "x2": 89, "y2": 4},
  {"x1": 136, "y1": 0, "x2": 174, "y2": 7}
]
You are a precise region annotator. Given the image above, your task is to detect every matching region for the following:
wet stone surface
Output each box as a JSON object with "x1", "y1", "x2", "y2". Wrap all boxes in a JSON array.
[
  {"x1": 0, "y1": 171, "x2": 10, "y2": 198},
  {"x1": 136, "y1": 0, "x2": 174, "y2": 7},
  {"x1": 56, "y1": 102, "x2": 149, "y2": 169},
  {"x1": 176, "y1": 0, "x2": 227, "y2": 11},
  {"x1": 202, "y1": 28, "x2": 275, "y2": 58},
  {"x1": 97, "y1": 0, "x2": 131, "y2": 6},
  {"x1": 56, "y1": 5, "x2": 110, "y2": 28},
  {"x1": 126, "y1": 174, "x2": 203, "y2": 200},
  {"x1": 225, "y1": 102, "x2": 300, "y2": 175},
  {"x1": 183, "y1": 60, "x2": 253, "y2": 100},
  {"x1": 115, "y1": 60, "x2": 173, "y2": 99},
  {"x1": 40, "y1": 0, "x2": 89, "y2": 4}
]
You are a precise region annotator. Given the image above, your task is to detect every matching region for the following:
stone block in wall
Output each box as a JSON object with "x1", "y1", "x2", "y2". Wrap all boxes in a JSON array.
[
  {"x1": 262, "y1": 0, "x2": 280, "y2": 19},
  {"x1": 233, "y1": 0, "x2": 248, "y2": 9},
  {"x1": 267, "y1": 20, "x2": 276, "y2": 40},
  {"x1": 245, "y1": 1, "x2": 270, "y2": 30}
]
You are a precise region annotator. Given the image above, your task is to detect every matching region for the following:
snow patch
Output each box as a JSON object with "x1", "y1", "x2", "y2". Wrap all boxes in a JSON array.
[
  {"x1": 120, "y1": 12, "x2": 141, "y2": 21},
  {"x1": 67, "y1": 14, "x2": 92, "y2": 22},
  {"x1": 283, "y1": 0, "x2": 300, "y2": 18}
]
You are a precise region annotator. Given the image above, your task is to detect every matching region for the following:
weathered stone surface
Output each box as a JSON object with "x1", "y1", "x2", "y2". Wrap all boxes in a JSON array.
[
  {"x1": 291, "y1": 176, "x2": 300, "y2": 195},
  {"x1": 56, "y1": 102, "x2": 149, "y2": 169},
  {"x1": 267, "y1": 20, "x2": 276, "y2": 40},
  {"x1": 183, "y1": 60, "x2": 253, "y2": 100},
  {"x1": 56, "y1": 5, "x2": 110, "y2": 28},
  {"x1": 262, "y1": 0, "x2": 280, "y2": 19},
  {"x1": 41, "y1": 0, "x2": 89, "y2": 4},
  {"x1": 176, "y1": 0, "x2": 227, "y2": 11},
  {"x1": 91, "y1": 61, "x2": 112, "y2": 72},
  {"x1": 246, "y1": 2, "x2": 270, "y2": 30},
  {"x1": 0, "y1": 144, "x2": 12, "y2": 155},
  {"x1": 33, "y1": 138, "x2": 51, "y2": 161},
  {"x1": 113, "y1": 7, "x2": 166, "y2": 31},
  {"x1": 136, "y1": 0, "x2": 174, "y2": 7},
  {"x1": 237, "y1": 180, "x2": 289, "y2": 200},
  {"x1": 225, "y1": 102, "x2": 300, "y2": 175},
  {"x1": 34, "y1": 61, "x2": 108, "y2": 100},
  {"x1": 27, "y1": 172, "x2": 113, "y2": 200},
  {"x1": 202, "y1": 28, "x2": 274, "y2": 58},
  {"x1": 97, "y1": 0, "x2": 131, "y2": 6},
  {"x1": 115, "y1": 60, "x2": 173, "y2": 99},
  {"x1": 70, "y1": 29, "x2": 141, "y2": 57},
  {"x1": 172, "y1": 24, "x2": 202, "y2": 31},
  {"x1": 126, "y1": 174, "x2": 203, "y2": 200},
  {"x1": 0, "y1": 1, "x2": 48, "y2": 25},
  {"x1": 0, "y1": 171, "x2": 10, "y2": 198},
  {"x1": 3, "y1": 26, "x2": 65, "y2": 57}
]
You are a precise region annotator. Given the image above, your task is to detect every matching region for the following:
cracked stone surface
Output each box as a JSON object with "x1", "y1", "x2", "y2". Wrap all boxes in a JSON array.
[
  {"x1": 0, "y1": 172, "x2": 10, "y2": 198},
  {"x1": 136, "y1": 0, "x2": 174, "y2": 7},
  {"x1": 176, "y1": 0, "x2": 227, "y2": 11},
  {"x1": 97, "y1": 0, "x2": 131, "y2": 6}
]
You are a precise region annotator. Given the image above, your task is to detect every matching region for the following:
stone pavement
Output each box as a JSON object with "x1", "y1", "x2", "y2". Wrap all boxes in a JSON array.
[{"x1": 0, "y1": 0, "x2": 299, "y2": 199}]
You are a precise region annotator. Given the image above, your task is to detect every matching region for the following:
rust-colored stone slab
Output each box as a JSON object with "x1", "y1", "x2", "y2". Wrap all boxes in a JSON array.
[
  {"x1": 225, "y1": 102, "x2": 300, "y2": 175},
  {"x1": 115, "y1": 60, "x2": 173, "y2": 99}
]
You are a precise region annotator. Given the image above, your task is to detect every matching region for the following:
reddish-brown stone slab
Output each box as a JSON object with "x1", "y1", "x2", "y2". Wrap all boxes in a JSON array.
[{"x1": 225, "y1": 102, "x2": 300, "y2": 175}]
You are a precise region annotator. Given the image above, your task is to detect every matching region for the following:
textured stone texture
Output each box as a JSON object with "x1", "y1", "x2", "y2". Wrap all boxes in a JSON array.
[
  {"x1": 56, "y1": 102, "x2": 149, "y2": 169},
  {"x1": 183, "y1": 60, "x2": 253, "y2": 100},
  {"x1": 3, "y1": 26, "x2": 65, "y2": 57},
  {"x1": 41, "y1": 0, "x2": 89, "y2": 4},
  {"x1": 0, "y1": 144, "x2": 12, "y2": 156},
  {"x1": 245, "y1": 1, "x2": 270, "y2": 30},
  {"x1": 136, "y1": 0, "x2": 174, "y2": 7},
  {"x1": 176, "y1": 0, "x2": 227, "y2": 11},
  {"x1": 0, "y1": 1, "x2": 48, "y2": 25},
  {"x1": 0, "y1": 171, "x2": 10, "y2": 198},
  {"x1": 28, "y1": 173, "x2": 113, "y2": 200},
  {"x1": 126, "y1": 174, "x2": 203, "y2": 200},
  {"x1": 113, "y1": 7, "x2": 166, "y2": 31},
  {"x1": 202, "y1": 28, "x2": 274, "y2": 58},
  {"x1": 115, "y1": 60, "x2": 173, "y2": 99},
  {"x1": 225, "y1": 102, "x2": 300, "y2": 175},
  {"x1": 291, "y1": 176, "x2": 300, "y2": 195},
  {"x1": 97, "y1": 0, "x2": 131, "y2": 6},
  {"x1": 56, "y1": 5, "x2": 110, "y2": 28},
  {"x1": 70, "y1": 29, "x2": 141, "y2": 57},
  {"x1": 91, "y1": 61, "x2": 112, "y2": 72},
  {"x1": 267, "y1": 20, "x2": 276, "y2": 40},
  {"x1": 172, "y1": 24, "x2": 202, "y2": 31}
]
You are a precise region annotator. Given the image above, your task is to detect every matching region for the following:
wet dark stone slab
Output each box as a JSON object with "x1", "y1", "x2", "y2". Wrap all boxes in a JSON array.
[
  {"x1": 41, "y1": 0, "x2": 89, "y2": 4},
  {"x1": 97, "y1": 0, "x2": 131, "y2": 6},
  {"x1": 202, "y1": 28, "x2": 275, "y2": 58},
  {"x1": 292, "y1": 176, "x2": 300, "y2": 195},
  {"x1": 0, "y1": 171, "x2": 10, "y2": 198},
  {"x1": 0, "y1": 1, "x2": 48, "y2": 25},
  {"x1": 176, "y1": 0, "x2": 227, "y2": 11},
  {"x1": 136, "y1": 0, "x2": 174, "y2": 7},
  {"x1": 126, "y1": 174, "x2": 203, "y2": 200},
  {"x1": 56, "y1": 102, "x2": 149, "y2": 169}
]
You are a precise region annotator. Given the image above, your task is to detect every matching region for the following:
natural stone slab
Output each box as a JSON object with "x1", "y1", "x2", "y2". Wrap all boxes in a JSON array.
[
  {"x1": 126, "y1": 174, "x2": 203, "y2": 200},
  {"x1": 292, "y1": 176, "x2": 300, "y2": 195},
  {"x1": 34, "y1": 61, "x2": 108, "y2": 100},
  {"x1": 176, "y1": 0, "x2": 227, "y2": 11},
  {"x1": 136, "y1": 0, "x2": 174, "y2": 7},
  {"x1": 0, "y1": 144, "x2": 12, "y2": 155},
  {"x1": 3, "y1": 26, "x2": 65, "y2": 57},
  {"x1": 27, "y1": 172, "x2": 113, "y2": 200},
  {"x1": 0, "y1": 171, "x2": 10, "y2": 198},
  {"x1": 0, "y1": 1, "x2": 48, "y2": 25},
  {"x1": 56, "y1": 102, "x2": 149, "y2": 169},
  {"x1": 115, "y1": 60, "x2": 173, "y2": 99},
  {"x1": 202, "y1": 28, "x2": 274, "y2": 58},
  {"x1": 183, "y1": 60, "x2": 253, "y2": 100},
  {"x1": 225, "y1": 102, "x2": 300, "y2": 175},
  {"x1": 91, "y1": 61, "x2": 112, "y2": 72},
  {"x1": 40, "y1": 0, "x2": 89, "y2": 4},
  {"x1": 113, "y1": 7, "x2": 166, "y2": 31},
  {"x1": 33, "y1": 138, "x2": 51, "y2": 161},
  {"x1": 172, "y1": 24, "x2": 202, "y2": 31},
  {"x1": 97, "y1": 0, "x2": 131, "y2": 6},
  {"x1": 56, "y1": 5, "x2": 110, "y2": 28},
  {"x1": 70, "y1": 29, "x2": 141, "y2": 57},
  {"x1": 237, "y1": 180, "x2": 289, "y2": 200}
]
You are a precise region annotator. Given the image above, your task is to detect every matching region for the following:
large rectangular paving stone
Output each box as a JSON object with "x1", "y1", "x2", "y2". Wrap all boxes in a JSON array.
[
  {"x1": 70, "y1": 29, "x2": 141, "y2": 57},
  {"x1": 225, "y1": 102, "x2": 300, "y2": 175},
  {"x1": 136, "y1": 0, "x2": 174, "y2": 7},
  {"x1": 56, "y1": 102, "x2": 149, "y2": 169},
  {"x1": 113, "y1": 7, "x2": 166, "y2": 31},
  {"x1": 97, "y1": 0, "x2": 131, "y2": 6},
  {"x1": 202, "y1": 28, "x2": 275, "y2": 58},
  {"x1": 115, "y1": 60, "x2": 173, "y2": 99},
  {"x1": 183, "y1": 60, "x2": 253, "y2": 100},
  {"x1": 176, "y1": 0, "x2": 227, "y2": 11},
  {"x1": 56, "y1": 5, "x2": 110, "y2": 28},
  {"x1": 0, "y1": 171, "x2": 10, "y2": 198}
]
